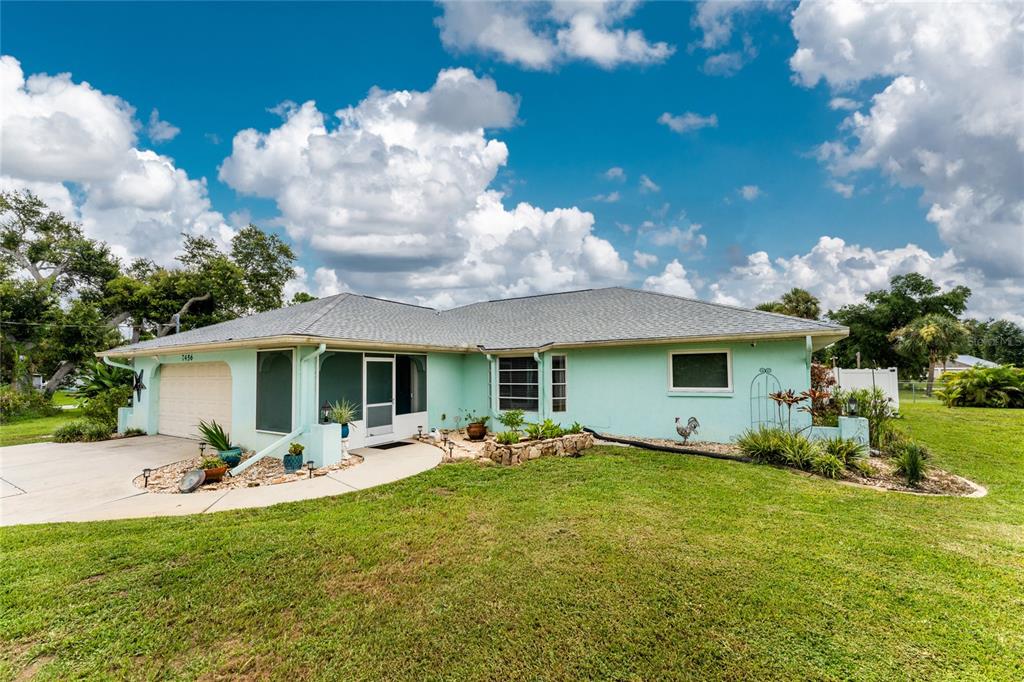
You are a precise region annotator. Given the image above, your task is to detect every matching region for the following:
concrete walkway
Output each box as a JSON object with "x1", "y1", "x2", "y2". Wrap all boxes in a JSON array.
[{"x1": 0, "y1": 435, "x2": 441, "y2": 526}]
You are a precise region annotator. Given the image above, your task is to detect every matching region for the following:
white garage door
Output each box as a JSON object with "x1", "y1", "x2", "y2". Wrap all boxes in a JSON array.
[{"x1": 158, "y1": 362, "x2": 232, "y2": 439}]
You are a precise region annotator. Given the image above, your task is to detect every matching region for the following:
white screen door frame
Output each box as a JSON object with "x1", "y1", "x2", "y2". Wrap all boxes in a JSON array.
[{"x1": 364, "y1": 355, "x2": 395, "y2": 437}]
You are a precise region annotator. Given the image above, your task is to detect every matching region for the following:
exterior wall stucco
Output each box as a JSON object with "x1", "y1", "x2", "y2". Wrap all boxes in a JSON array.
[{"x1": 124, "y1": 337, "x2": 814, "y2": 450}]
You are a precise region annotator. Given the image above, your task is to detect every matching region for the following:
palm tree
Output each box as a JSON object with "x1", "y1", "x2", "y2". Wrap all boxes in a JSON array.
[
  {"x1": 755, "y1": 288, "x2": 821, "y2": 320},
  {"x1": 889, "y1": 314, "x2": 969, "y2": 395}
]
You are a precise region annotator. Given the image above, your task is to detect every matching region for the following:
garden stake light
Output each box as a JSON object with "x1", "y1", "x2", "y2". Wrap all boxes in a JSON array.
[
  {"x1": 417, "y1": 425, "x2": 423, "y2": 439},
  {"x1": 142, "y1": 468, "x2": 152, "y2": 487},
  {"x1": 306, "y1": 461, "x2": 315, "y2": 479}
]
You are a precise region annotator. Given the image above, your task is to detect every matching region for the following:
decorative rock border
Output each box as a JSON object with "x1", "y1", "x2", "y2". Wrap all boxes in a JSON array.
[{"x1": 481, "y1": 433, "x2": 594, "y2": 466}]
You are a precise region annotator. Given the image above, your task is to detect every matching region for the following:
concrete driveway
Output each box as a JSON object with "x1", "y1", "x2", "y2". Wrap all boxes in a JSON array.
[{"x1": 0, "y1": 435, "x2": 441, "y2": 526}]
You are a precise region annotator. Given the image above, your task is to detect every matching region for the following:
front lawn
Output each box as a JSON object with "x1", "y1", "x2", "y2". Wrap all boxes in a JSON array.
[
  {"x1": 0, "y1": 409, "x2": 82, "y2": 447},
  {"x1": 1, "y1": 403, "x2": 1022, "y2": 680}
]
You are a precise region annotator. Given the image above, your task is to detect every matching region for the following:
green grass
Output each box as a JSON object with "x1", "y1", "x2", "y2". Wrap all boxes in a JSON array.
[
  {"x1": 51, "y1": 390, "x2": 79, "y2": 408},
  {"x1": 0, "y1": 409, "x2": 82, "y2": 447},
  {"x1": 1, "y1": 403, "x2": 1022, "y2": 680}
]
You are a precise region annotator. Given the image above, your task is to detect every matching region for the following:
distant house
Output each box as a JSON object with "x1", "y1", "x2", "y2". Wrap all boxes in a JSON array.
[
  {"x1": 99, "y1": 288, "x2": 847, "y2": 466},
  {"x1": 942, "y1": 354, "x2": 1000, "y2": 373}
]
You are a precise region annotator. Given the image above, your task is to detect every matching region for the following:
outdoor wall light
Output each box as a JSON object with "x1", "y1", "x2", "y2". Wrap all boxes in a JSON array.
[
  {"x1": 306, "y1": 460, "x2": 315, "y2": 479},
  {"x1": 142, "y1": 468, "x2": 152, "y2": 487},
  {"x1": 847, "y1": 396, "x2": 858, "y2": 416},
  {"x1": 320, "y1": 400, "x2": 332, "y2": 424}
]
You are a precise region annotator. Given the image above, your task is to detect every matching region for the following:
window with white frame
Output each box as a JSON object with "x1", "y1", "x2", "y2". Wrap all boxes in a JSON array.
[
  {"x1": 551, "y1": 354, "x2": 567, "y2": 412},
  {"x1": 669, "y1": 351, "x2": 731, "y2": 391},
  {"x1": 498, "y1": 356, "x2": 538, "y2": 411}
]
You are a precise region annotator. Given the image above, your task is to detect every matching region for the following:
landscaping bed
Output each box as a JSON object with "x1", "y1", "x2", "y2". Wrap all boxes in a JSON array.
[
  {"x1": 134, "y1": 452, "x2": 362, "y2": 493},
  {"x1": 598, "y1": 431, "x2": 982, "y2": 497}
]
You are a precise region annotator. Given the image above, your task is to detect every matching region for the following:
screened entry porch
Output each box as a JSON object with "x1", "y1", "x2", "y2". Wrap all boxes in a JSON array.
[{"x1": 317, "y1": 351, "x2": 428, "y2": 448}]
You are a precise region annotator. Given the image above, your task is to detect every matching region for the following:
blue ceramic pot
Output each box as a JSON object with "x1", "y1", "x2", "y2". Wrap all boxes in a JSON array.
[
  {"x1": 218, "y1": 447, "x2": 243, "y2": 467},
  {"x1": 341, "y1": 423, "x2": 350, "y2": 438},
  {"x1": 283, "y1": 453, "x2": 302, "y2": 473}
]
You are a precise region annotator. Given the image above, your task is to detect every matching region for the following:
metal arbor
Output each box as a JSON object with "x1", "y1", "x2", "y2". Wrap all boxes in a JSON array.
[{"x1": 749, "y1": 368, "x2": 782, "y2": 429}]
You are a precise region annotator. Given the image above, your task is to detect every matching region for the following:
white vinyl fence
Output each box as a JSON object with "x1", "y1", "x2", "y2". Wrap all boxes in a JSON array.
[{"x1": 830, "y1": 367, "x2": 900, "y2": 411}]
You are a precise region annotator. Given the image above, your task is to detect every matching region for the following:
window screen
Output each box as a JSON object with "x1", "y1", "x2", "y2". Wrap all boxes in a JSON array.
[
  {"x1": 319, "y1": 352, "x2": 362, "y2": 421},
  {"x1": 256, "y1": 350, "x2": 293, "y2": 432},
  {"x1": 670, "y1": 352, "x2": 730, "y2": 390},
  {"x1": 499, "y1": 356, "x2": 538, "y2": 411},
  {"x1": 396, "y1": 355, "x2": 427, "y2": 415},
  {"x1": 551, "y1": 354, "x2": 567, "y2": 412}
]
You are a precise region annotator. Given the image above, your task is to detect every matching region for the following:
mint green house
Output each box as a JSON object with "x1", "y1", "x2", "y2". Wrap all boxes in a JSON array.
[{"x1": 99, "y1": 288, "x2": 848, "y2": 471}]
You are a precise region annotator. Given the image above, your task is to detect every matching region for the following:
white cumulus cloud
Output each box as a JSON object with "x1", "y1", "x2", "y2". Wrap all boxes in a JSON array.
[
  {"x1": 643, "y1": 259, "x2": 698, "y2": 298},
  {"x1": 0, "y1": 55, "x2": 230, "y2": 263},
  {"x1": 147, "y1": 108, "x2": 180, "y2": 143},
  {"x1": 658, "y1": 111, "x2": 718, "y2": 133},
  {"x1": 219, "y1": 67, "x2": 630, "y2": 306},
  {"x1": 790, "y1": 0, "x2": 1024, "y2": 281},
  {"x1": 436, "y1": 1, "x2": 673, "y2": 71},
  {"x1": 739, "y1": 185, "x2": 761, "y2": 201},
  {"x1": 632, "y1": 250, "x2": 658, "y2": 268}
]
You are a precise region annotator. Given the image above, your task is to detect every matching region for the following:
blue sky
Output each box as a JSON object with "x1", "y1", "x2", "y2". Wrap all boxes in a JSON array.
[{"x1": 2, "y1": 2, "x2": 1020, "y2": 320}]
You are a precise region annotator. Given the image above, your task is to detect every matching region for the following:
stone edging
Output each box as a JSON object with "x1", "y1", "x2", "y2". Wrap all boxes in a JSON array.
[{"x1": 482, "y1": 433, "x2": 594, "y2": 466}]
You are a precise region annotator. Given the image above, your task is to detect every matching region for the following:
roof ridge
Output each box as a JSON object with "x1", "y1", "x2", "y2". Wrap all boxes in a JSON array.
[
  {"x1": 446, "y1": 287, "x2": 597, "y2": 311},
  {"x1": 297, "y1": 293, "x2": 352, "y2": 334},
  {"x1": 623, "y1": 287, "x2": 842, "y2": 329}
]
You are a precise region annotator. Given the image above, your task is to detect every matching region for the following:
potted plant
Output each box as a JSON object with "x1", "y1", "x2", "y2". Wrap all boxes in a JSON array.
[
  {"x1": 329, "y1": 399, "x2": 360, "y2": 439},
  {"x1": 197, "y1": 419, "x2": 243, "y2": 467},
  {"x1": 462, "y1": 410, "x2": 490, "y2": 441},
  {"x1": 201, "y1": 457, "x2": 228, "y2": 482},
  {"x1": 284, "y1": 442, "x2": 304, "y2": 473}
]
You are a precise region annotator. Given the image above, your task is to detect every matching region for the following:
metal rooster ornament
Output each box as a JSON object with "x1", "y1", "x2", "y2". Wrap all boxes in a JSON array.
[{"x1": 675, "y1": 416, "x2": 700, "y2": 444}]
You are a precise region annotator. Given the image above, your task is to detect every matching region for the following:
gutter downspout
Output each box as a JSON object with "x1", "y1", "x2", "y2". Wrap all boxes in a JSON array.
[
  {"x1": 534, "y1": 351, "x2": 544, "y2": 420},
  {"x1": 484, "y1": 353, "x2": 496, "y2": 415},
  {"x1": 303, "y1": 343, "x2": 328, "y2": 423},
  {"x1": 103, "y1": 356, "x2": 134, "y2": 372}
]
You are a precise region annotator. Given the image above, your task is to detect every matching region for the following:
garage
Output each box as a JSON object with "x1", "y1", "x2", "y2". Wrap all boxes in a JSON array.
[{"x1": 158, "y1": 362, "x2": 232, "y2": 439}]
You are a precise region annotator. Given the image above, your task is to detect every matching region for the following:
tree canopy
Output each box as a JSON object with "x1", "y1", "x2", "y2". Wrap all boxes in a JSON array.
[
  {"x1": 755, "y1": 288, "x2": 821, "y2": 320},
  {"x1": 889, "y1": 313, "x2": 970, "y2": 394},
  {"x1": 962, "y1": 318, "x2": 1024, "y2": 367},
  {"x1": 824, "y1": 274, "x2": 971, "y2": 376},
  {"x1": 0, "y1": 190, "x2": 297, "y2": 392}
]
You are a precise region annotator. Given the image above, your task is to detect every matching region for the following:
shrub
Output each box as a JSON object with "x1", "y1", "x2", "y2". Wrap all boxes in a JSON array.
[
  {"x1": 736, "y1": 427, "x2": 789, "y2": 464},
  {"x1": 780, "y1": 434, "x2": 818, "y2": 470},
  {"x1": 523, "y1": 422, "x2": 544, "y2": 440},
  {"x1": 833, "y1": 387, "x2": 896, "y2": 448},
  {"x1": 53, "y1": 419, "x2": 112, "y2": 443},
  {"x1": 0, "y1": 386, "x2": 59, "y2": 420},
  {"x1": 539, "y1": 419, "x2": 564, "y2": 439},
  {"x1": 72, "y1": 360, "x2": 133, "y2": 400},
  {"x1": 495, "y1": 431, "x2": 520, "y2": 445},
  {"x1": 201, "y1": 457, "x2": 227, "y2": 469},
  {"x1": 287, "y1": 442, "x2": 304, "y2": 456},
  {"x1": 893, "y1": 442, "x2": 928, "y2": 485},
  {"x1": 497, "y1": 409, "x2": 525, "y2": 432},
  {"x1": 811, "y1": 453, "x2": 844, "y2": 479},
  {"x1": 566, "y1": 422, "x2": 584, "y2": 434},
  {"x1": 879, "y1": 423, "x2": 911, "y2": 454},
  {"x1": 123, "y1": 427, "x2": 146, "y2": 437},
  {"x1": 81, "y1": 385, "x2": 132, "y2": 430},
  {"x1": 937, "y1": 366, "x2": 1024, "y2": 408},
  {"x1": 820, "y1": 437, "x2": 868, "y2": 466}
]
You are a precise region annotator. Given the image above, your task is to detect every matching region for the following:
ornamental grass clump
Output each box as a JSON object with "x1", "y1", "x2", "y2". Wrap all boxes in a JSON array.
[
  {"x1": 495, "y1": 431, "x2": 520, "y2": 445},
  {"x1": 811, "y1": 452, "x2": 844, "y2": 479},
  {"x1": 820, "y1": 436, "x2": 868, "y2": 466},
  {"x1": 893, "y1": 442, "x2": 929, "y2": 486},
  {"x1": 735, "y1": 427, "x2": 789, "y2": 464},
  {"x1": 780, "y1": 433, "x2": 817, "y2": 470}
]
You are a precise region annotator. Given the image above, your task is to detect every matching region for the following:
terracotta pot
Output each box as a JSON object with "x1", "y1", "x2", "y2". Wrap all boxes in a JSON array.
[
  {"x1": 466, "y1": 422, "x2": 487, "y2": 441},
  {"x1": 203, "y1": 465, "x2": 228, "y2": 482}
]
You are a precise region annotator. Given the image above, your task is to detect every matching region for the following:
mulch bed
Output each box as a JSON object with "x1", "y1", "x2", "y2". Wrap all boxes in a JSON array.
[
  {"x1": 134, "y1": 451, "x2": 363, "y2": 494},
  {"x1": 594, "y1": 432, "x2": 983, "y2": 497}
]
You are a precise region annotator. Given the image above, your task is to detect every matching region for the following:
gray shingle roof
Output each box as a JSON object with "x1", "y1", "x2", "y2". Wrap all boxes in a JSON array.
[{"x1": 105, "y1": 287, "x2": 847, "y2": 356}]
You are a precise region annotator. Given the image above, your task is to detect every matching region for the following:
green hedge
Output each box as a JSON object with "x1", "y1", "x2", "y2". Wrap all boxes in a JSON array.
[{"x1": 937, "y1": 366, "x2": 1024, "y2": 408}]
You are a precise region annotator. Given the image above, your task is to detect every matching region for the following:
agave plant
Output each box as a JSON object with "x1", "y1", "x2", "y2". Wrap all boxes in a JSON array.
[{"x1": 196, "y1": 419, "x2": 232, "y2": 452}]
